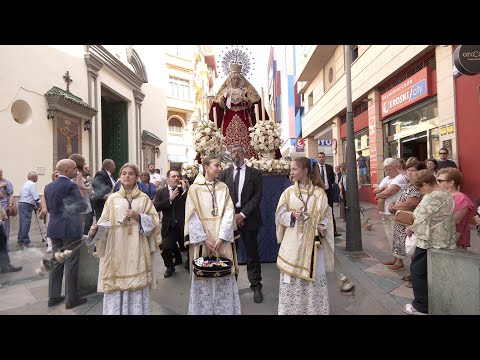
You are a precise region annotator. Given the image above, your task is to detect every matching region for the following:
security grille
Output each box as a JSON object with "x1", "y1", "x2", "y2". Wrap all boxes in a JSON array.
[{"x1": 379, "y1": 54, "x2": 436, "y2": 95}]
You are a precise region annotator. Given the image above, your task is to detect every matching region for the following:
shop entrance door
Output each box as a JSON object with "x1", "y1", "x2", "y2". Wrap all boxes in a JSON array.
[{"x1": 401, "y1": 131, "x2": 427, "y2": 160}]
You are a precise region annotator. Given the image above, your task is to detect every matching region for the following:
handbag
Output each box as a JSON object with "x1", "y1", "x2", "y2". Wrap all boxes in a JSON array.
[
  {"x1": 192, "y1": 256, "x2": 233, "y2": 278},
  {"x1": 6, "y1": 204, "x2": 17, "y2": 217},
  {"x1": 405, "y1": 233, "x2": 417, "y2": 257},
  {"x1": 394, "y1": 210, "x2": 414, "y2": 226}
]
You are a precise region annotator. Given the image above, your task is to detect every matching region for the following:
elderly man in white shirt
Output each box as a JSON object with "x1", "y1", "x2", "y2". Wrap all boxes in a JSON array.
[
  {"x1": 148, "y1": 163, "x2": 165, "y2": 189},
  {"x1": 17, "y1": 171, "x2": 41, "y2": 247}
]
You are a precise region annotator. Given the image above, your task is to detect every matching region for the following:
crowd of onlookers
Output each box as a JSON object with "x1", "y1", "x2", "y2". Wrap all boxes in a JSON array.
[
  {"x1": 372, "y1": 148, "x2": 479, "y2": 315},
  {"x1": 0, "y1": 157, "x2": 171, "y2": 274}
]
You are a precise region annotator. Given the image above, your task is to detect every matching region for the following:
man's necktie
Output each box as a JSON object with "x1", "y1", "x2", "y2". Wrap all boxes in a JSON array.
[
  {"x1": 170, "y1": 188, "x2": 176, "y2": 227},
  {"x1": 234, "y1": 167, "x2": 241, "y2": 206},
  {"x1": 320, "y1": 165, "x2": 325, "y2": 183}
]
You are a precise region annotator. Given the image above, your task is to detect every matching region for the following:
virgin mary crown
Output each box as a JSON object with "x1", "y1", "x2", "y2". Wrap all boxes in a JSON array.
[{"x1": 230, "y1": 63, "x2": 243, "y2": 75}]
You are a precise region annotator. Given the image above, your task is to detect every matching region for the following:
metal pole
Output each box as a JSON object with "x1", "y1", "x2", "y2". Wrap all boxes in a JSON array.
[{"x1": 344, "y1": 45, "x2": 363, "y2": 252}]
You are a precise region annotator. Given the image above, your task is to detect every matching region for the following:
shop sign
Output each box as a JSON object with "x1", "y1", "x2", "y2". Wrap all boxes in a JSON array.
[
  {"x1": 318, "y1": 139, "x2": 334, "y2": 146},
  {"x1": 380, "y1": 67, "x2": 430, "y2": 119},
  {"x1": 454, "y1": 45, "x2": 480, "y2": 76},
  {"x1": 295, "y1": 138, "x2": 305, "y2": 152}
]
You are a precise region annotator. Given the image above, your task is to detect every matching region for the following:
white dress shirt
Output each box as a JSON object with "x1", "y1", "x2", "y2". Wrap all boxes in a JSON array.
[
  {"x1": 318, "y1": 164, "x2": 330, "y2": 190},
  {"x1": 233, "y1": 163, "x2": 246, "y2": 208},
  {"x1": 19, "y1": 180, "x2": 39, "y2": 205},
  {"x1": 149, "y1": 172, "x2": 161, "y2": 185},
  {"x1": 106, "y1": 170, "x2": 116, "y2": 188}
]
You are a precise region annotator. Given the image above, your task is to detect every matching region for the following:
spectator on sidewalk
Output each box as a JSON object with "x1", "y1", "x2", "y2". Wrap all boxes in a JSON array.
[
  {"x1": 436, "y1": 168, "x2": 475, "y2": 249},
  {"x1": 39, "y1": 171, "x2": 59, "y2": 252},
  {"x1": 317, "y1": 152, "x2": 341, "y2": 237},
  {"x1": 375, "y1": 158, "x2": 407, "y2": 254},
  {"x1": 81, "y1": 164, "x2": 94, "y2": 235},
  {"x1": 17, "y1": 171, "x2": 41, "y2": 247},
  {"x1": 474, "y1": 209, "x2": 480, "y2": 238},
  {"x1": 403, "y1": 170, "x2": 456, "y2": 315},
  {"x1": 0, "y1": 169, "x2": 14, "y2": 251},
  {"x1": 0, "y1": 217, "x2": 22, "y2": 274},
  {"x1": 426, "y1": 158, "x2": 438, "y2": 177},
  {"x1": 395, "y1": 158, "x2": 406, "y2": 176},
  {"x1": 339, "y1": 163, "x2": 347, "y2": 220},
  {"x1": 386, "y1": 159, "x2": 425, "y2": 275},
  {"x1": 356, "y1": 151, "x2": 369, "y2": 184},
  {"x1": 155, "y1": 169, "x2": 167, "y2": 189},
  {"x1": 92, "y1": 159, "x2": 116, "y2": 221},
  {"x1": 436, "y1": 148, "x2": 457, "y2": 170},
  {"x1": 333, "y1": 165, "x2": 341, "y2": 206},
  {"x1": 69, "y1": 154, "x2": 93, "y2": 236},
  {"x1": 147, "y1": 163, "x2": 162, "y2": 189},
  {"x1": 45, "y1": 159, "x2": 87, "y2": 309},
  {"x1": 138, "y1": 171, "x2": 157, "y2": 200}
]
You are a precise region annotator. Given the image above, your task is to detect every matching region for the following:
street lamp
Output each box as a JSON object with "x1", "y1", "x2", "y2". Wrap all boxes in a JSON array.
[{"x1": 344, "y1": 45, "x2": 363, "y2": 252}]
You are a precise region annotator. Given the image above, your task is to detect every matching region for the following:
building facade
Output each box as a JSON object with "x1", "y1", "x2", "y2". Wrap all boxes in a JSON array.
[
  {"x1": 296, "y1": 45, "x2": 477, "y2": 203},
  {"x1": 0, "y1": 45, "x2": 172, "y2": 237},
  {"x1": 267, "y1": 45, "x2": 304, "y2": 159},
  {"x1": 164, "y1": 45, "x2": 217, "y2": 171}
]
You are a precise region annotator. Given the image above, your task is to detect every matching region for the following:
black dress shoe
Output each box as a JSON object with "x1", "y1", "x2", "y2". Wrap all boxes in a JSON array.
[
  {"x1": 334, "y1": 232, "x2": 342, "y2": 237},
  {"x1": 253, "y1": 288, "x2": 263, "y2": 303},
  {"x1": 164, "y1": 267, "x2": 175, "y2": 278},
  {"x1": 65, "y1": 297, "x2": 87, "y2": 310},
  {"x1": 48, "y1": 296, "x2": 65, "y2": 307},
  {"x1": 173, "y1": 257, "x2": 183, "y2": 266},
  {"x1": 0, "y1": 264, "x2": 22, "y2": 273}
]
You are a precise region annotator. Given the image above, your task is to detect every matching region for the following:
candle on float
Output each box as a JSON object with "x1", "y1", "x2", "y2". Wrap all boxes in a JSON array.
[
  {"x1": 212, "y1": 106, "x2": 217, "y2": 123},
  {"x1": 255, "y1": 104, "x2": 260, "y2": 121}
]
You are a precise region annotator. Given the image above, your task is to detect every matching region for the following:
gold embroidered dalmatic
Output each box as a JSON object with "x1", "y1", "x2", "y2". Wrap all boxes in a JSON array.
[
  {"x1": 184, "y1": 174, "x2": 239, "y2": 275},
  {"x1": 96, "y1": 185, "x2": 161, "y2": 294},
  {"x1": 275, "y1": 183, "x2": 334, "y2": 282}
]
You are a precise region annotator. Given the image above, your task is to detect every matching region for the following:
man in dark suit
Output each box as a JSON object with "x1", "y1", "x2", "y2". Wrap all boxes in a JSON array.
[
  {"x1": 92, "y1": 159, "x2": 116, "y2": 220},
  {"x1": 318, "y1": 152, "x2": 341, "y2": 237},
  {"x1": 44, "y1": 159, "x2": 87, "y2": 309},
  {"x1": 220, "y1": 144, "x2": 264, "y2": 303},
  {"x1": 154, "y1": 168, "x2": 188, "y2": 278}
]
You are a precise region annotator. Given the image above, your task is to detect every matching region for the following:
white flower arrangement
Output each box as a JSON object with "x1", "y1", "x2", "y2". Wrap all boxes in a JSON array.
[
  {"x1": 245, "y1": 157, "x2": 291, "y2": 174},
  {"x1": 194, "y1": 120, "x2": 223, "y2": 156},
  {"x1": 249, "y1": 120, "x2": 282, "y2": 154},
  {"x1": 182, "y1": 161, "x2": 200, "y2": 179}
]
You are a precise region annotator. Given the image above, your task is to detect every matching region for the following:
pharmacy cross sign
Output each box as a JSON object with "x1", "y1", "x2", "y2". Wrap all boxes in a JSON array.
[{"x1": 63, "y1": 71, "x2": 73, "y2": 92}]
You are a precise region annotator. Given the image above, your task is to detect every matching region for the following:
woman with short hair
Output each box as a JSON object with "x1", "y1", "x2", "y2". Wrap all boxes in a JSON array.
[
  {"x1": 386, "y1": 159, "x2": 426, "y2": 273},
  {"x1": 403, "y1": 169, "x2": 456, "y2": 315},
  {"x1": 436, "y1": 168, "x2": 475, "y2": 249}
]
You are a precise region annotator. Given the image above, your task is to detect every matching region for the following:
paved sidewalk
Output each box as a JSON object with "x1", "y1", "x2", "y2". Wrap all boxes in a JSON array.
[{"x1": 1, "y1": 202, "x2": 478, "y2": 315}]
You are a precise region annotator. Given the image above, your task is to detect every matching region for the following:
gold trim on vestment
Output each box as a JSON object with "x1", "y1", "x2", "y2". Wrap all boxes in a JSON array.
[
  {"x1": 277, "y1": 254, "x2": 309, "y2": 272},
  {"x1": 275, "y1": 183, "x2": 330, "y2": 282}
]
